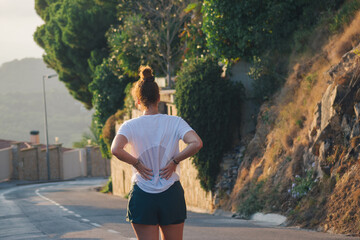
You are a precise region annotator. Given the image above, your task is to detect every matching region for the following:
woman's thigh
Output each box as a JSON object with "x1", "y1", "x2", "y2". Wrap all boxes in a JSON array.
[
  {"x1": 159, "y1": 222, "x2": 184, "y2": 240},
  {"x1": 131, "y1": 223, "x2": 159, "y2": 240}
]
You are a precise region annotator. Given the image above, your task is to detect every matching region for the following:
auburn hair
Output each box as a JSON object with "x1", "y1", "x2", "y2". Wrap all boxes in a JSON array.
[{"x1": 132, "y1": 66, "x2": 160, "y2": 108}]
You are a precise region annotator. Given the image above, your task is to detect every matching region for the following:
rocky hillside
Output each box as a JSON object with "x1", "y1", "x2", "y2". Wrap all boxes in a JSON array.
[{"x1": 223, "y1": 12, "x2": 360, "y2": 236}]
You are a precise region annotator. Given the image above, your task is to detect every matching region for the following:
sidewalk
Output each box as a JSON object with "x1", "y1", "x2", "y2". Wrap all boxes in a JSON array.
[
  {"x1": 0, "y1": 180, "x2": 31, "y2": 190},
  {"x1": 0, "y1": 177, "x2": 97, "y2": 190}
]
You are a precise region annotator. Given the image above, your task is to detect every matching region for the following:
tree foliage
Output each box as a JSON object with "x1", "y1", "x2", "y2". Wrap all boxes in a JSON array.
[
  {"x1": 107, "y1": 15, "x2": 155, "y2": 77},
  {"x1": 180, "y1": 1, "x2": 208, "y2": 60},
  {"x1": 89, "y1": 58, "x2": 135, "y2": 158},
  {"x1": 34, "y1": 0, "x2": 118, "y2": 109},
  {"x1": 202, "y1": 0, "x2": 344, "y2": 60},
  {"x1": 72, "y1": 119, "x2": 99, "y2": 148},
  {"x1": 109, "y1": 0, "x2": 193, "y2": 86},
  {"x1": 175, "y1": 56, "x2": 243, "y2": 191}
]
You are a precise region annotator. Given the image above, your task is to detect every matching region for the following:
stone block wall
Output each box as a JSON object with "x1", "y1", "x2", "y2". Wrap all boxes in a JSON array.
[
  {"x1": 111, "y1": 143, "x2": 133, "y2": 197},
  {"x1": 20, "y1": 147, "x2": 39, "y2": 181},
  {"x1": 3, "y1": 142, "x2": 109, "y2": 181},
  {"x1": 87, "y1": 146, "x2": 110, "y2": 177},
  {"x1": 0, "y1": 148, "x2": 11, "y2": 182}
]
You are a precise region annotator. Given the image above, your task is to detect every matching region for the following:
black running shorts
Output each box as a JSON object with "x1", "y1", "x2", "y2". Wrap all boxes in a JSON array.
[{"x1": 126, "y1": 181, "x2": 187, "y2": 225}]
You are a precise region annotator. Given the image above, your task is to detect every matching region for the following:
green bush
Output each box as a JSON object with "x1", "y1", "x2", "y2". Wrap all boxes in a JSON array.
[
  {"x1": 101, "y1": 177, "x2": 113, "y2": 193},
  {"x1": 175, "y1": 56, "x2": 243, "y2": 191},
  {"x1": 290, "y1": 170, "x2": 316, "y2": 199},
  {"x1": 248, "y1": 56, "x2": 285, "y2": 102},
  {"x1": 329, "y1": 0, "x2": 360, "y2": 33},
  {"x1": 237, "y1": 180, "x2": 265, "y2": 218}
]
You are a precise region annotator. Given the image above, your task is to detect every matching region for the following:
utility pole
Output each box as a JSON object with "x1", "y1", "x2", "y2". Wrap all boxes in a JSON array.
[{"x1": 42, "y1": 74, "x2": 57, "y2": 180}]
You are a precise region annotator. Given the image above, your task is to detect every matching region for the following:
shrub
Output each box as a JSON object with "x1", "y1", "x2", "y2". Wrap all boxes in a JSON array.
[
  {"x1": 102, "y1": 114, "x2": 116, "y2": 149},
  {"x1": 101, "y1": 177, "x2": 113, "y2": 193},
  {"x1": 290, "y1": 169, "x2": 316, "y2": 199},
  {"x1": 304, "y1": 72, "x2": 318, "y2": 91},
  {"x1": 248, "y1": 56, "x2": 285, "y2": 102},
  {"x1": 175, "y1": 56, "x2": 243, "y2": 191},
  {"x1": 329, "y1": 0, "x2": 360, "y2": 33},
  {"x1": 237, "y1": 180, "x2": 265, "y2": 218}
]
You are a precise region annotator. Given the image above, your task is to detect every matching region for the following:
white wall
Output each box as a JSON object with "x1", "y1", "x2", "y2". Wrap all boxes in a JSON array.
[{"x1": 0, "y1": 148, "x2": 11, "y2": 182}]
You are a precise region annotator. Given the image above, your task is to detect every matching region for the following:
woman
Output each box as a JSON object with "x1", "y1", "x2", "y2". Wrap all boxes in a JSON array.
[{"x1": 111, "y1": 66, "x2": 203, "y2": 240}]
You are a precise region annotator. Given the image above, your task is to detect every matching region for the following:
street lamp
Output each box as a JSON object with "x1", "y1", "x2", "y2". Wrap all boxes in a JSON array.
[{"x1": 42, "y1": 74, "x2": 57, "y2": 180}]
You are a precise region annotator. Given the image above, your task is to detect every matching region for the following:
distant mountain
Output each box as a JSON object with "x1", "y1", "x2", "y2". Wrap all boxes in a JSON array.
[
  {"x1": 0, "y1": 58, "x2": 64, "y2": 93},
  {"x1": 0, "y1": 58, "x2": 94, "y2": 148}
]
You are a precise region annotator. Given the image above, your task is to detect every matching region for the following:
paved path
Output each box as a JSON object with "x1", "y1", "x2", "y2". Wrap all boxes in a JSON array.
[{"x1": 0, "y1": 178, "x2": 358, "y2": 240}]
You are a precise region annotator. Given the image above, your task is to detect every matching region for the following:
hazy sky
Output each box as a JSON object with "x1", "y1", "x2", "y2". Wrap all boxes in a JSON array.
[{"x1": 0, "y1": 0, "x2": 44, "y2": 66}]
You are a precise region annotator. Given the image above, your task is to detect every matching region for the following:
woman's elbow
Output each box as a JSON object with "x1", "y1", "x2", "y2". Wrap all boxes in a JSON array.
[
  {"x1": 196, "y1": 139, "x2": 203, "y2": 151},
  {"x1": 111, "y1": 146, "x2": 119, "y2": 156}
]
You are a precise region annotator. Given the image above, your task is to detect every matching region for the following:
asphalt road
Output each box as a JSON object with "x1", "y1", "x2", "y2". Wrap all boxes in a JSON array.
[{"x1": 0, "y1": 178, "x2": 358, "y2": 240}]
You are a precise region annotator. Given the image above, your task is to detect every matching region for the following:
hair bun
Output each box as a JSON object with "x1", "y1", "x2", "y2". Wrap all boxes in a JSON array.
[
  {"x1": 144, "y1": 76, "x2": 155, "y2": 82},
  {"x1": 139, "y1": 65, "x2": 154, "y2": 81}
]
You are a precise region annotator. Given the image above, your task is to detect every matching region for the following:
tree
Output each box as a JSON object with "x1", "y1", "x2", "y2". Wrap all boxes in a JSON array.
[
  {"x1": 180, "y1": 1, "x2": 208, "y2": 60},
  {"x1": 202, "y1": 0, "x2": 344, "y2": 60},
  {"x1": 72, "y1": 119, "x2": 99, "y2": 148},
  {"x1": 34, "y1": 0, "x2": 118, "y2": 109},
  {"x1": 110, "y1": 0, "x2": 193, "y2": 86},
  {"x1": 89, "y1": 60, "x2": 134, "y2": 126},
  {"x1": 89, "y1": 58, "x2": 135, "y2": 158},
  {"x1": 107, "y1": 15, "x2": 156, "y2": 77}
]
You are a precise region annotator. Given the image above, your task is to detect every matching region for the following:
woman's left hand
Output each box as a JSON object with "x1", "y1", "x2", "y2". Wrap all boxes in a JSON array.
[{"x1": 159, "y1": 161, "x2": 177, "y2": 180}]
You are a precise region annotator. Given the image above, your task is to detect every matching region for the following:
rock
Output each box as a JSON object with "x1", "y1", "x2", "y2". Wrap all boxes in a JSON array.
[
  {"x1": 324, "y1": 224, "x2": 329, "y2": 231},
  {"x1": 309, "y1": 102, "x2": 322, "y2": 140},
  {"x1": 350, "y1": 121, "x2": 360, "y2": 138},
  {"x1": 319, "y1": 140, "x2": 331, "y2": 163},
  {"x1": 355, "y1": 89, "x2": 360, "y2": 102},
  {"x1": 320, "y1": 84, "x2": 346, "y2": 131},
  {"x1": 302, "y1": 148, "x2": 318, "y2": 170},
  {"x1": 220, "y1": 156, "x2": 236, "y2": 171},
  {"x1": 354, "y1": 103, "x2": 360, "y2": 120},
  {"x1": 341, "y1": 114, "x2": 352, "y2": 139}
]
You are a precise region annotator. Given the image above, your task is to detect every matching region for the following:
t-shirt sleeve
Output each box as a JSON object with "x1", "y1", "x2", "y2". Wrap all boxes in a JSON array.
[
  {"x1": 117, "y1": 121, "x2": 132, "y2": 142},
  {"x1": 177, "y1": 117, "x2": 193, "y2": 140}
]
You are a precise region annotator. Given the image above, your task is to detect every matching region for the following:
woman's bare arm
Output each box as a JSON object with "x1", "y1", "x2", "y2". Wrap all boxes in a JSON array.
[
  {"x1": 160, "y1": 130, "x2": 203, "y2": 179},
  {"x1": 111, "y1": 134, "x2": 153, "y2": 180}
]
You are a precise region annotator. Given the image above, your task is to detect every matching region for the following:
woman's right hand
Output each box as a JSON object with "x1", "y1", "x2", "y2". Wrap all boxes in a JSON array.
[{"x1": 133, "y1": 160, "x2": 153, "y2": 181}]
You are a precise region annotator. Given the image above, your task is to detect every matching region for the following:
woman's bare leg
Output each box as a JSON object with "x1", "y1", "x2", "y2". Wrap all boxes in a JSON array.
[
  {"x1": 159, "y1": 223, "x2": 184, "y2": 240},
  {"x1": 131, "y1": 223, "x2": 159, "y2": 240}
]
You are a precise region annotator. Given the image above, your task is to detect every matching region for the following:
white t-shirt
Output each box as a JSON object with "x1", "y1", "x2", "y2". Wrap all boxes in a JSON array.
[{"x1": 117, "y1": 114, "x2": 193, "y2": 193}]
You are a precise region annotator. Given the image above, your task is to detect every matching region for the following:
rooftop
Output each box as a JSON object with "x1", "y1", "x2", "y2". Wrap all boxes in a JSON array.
[{"x1": 0, "y1": 139, "x2": 73, "y2": 152}]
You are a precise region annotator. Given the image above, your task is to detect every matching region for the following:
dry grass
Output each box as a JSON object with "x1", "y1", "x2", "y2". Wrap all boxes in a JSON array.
[{"x1": 325, "y1": 11, "x2": 360, "y2": 64}]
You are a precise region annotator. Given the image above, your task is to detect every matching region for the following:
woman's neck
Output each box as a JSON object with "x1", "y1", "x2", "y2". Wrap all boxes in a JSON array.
[{"x1": 143, "y1": 104, "x2": 159, "y2": 115}]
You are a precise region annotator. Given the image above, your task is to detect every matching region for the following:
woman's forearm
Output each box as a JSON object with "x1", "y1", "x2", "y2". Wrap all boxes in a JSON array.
[
  {"x1": 173, "y1": 141, "x2": 202, "y2": 163},
  {"x1": 112, "y1": 148, "x2": 138, "y2": 166}
]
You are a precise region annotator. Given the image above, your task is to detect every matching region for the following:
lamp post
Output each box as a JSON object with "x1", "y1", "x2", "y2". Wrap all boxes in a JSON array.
[{"x1": 42, "y1": 74, "x2": 57, "y2": 180}]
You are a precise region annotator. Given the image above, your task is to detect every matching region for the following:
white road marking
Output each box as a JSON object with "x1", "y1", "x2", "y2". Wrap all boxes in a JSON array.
[
  {"x1": 34, "y1": 182, "x2": 130, "y2": 238},
  {"x1": 91, "y1": 223, "x2": 101, "y2": 227}
]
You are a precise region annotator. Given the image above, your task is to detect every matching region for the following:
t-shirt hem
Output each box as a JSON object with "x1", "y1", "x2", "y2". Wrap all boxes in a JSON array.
[{"x1": 134, "y1": 178, "x2": 179, "y2": 194}]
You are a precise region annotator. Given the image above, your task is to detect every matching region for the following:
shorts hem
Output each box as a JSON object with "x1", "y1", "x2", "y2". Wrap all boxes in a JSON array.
[{"x1": 126, "y1": 219, "x2": 159, "y2": 225}]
